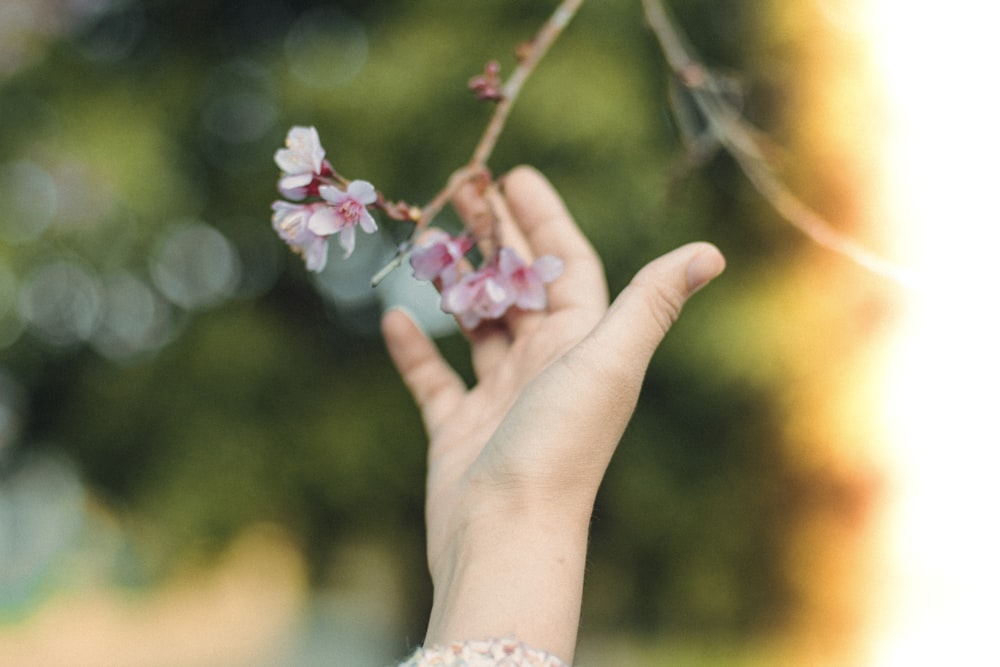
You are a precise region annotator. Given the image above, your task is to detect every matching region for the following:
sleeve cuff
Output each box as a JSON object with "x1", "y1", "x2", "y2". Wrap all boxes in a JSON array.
[{"x1": 399, "y1": 637, "x2": 572, "y2": 666}]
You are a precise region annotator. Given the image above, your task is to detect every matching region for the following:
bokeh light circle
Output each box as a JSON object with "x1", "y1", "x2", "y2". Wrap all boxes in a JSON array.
[
  {"x1": 149, "y1": 221, "x2": 241, "y2": 311},
  {"x1": 17, "y1": 259, "x2": 104, "y2": 347},
  {"x1": 91, "y1": 271, "x2": 174, "y2": 362},
  {"x1": 0, "y1": 161, "x2": 57, "y2": 244},
  {"x1": 284, "y1": 8, "x2": 368, "y2": 89}
]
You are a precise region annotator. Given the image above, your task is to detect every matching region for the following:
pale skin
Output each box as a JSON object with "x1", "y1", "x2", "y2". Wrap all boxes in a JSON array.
[{"x1": 382, "y1": 166, "x2": 726, "y2": 664}]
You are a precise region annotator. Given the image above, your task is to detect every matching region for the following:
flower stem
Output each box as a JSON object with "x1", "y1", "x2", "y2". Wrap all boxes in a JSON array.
[
  {"x1": 372, "y1": 0, "x2": 585, "y2": 285},
  {"x1": 468, "y1": 0, "x2": 585, "y2": 170},
  {"x1": 420, "y1": 0, "x2": 585, "y2": 227}
]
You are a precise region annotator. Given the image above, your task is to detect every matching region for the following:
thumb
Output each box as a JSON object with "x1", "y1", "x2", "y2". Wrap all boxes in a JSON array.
[
  {"x1": 584, "y1": 242, "x2": 725, "y2": 376},
  {"x1": 482, "y1": 243, "x2": 724, "y2": 490}
]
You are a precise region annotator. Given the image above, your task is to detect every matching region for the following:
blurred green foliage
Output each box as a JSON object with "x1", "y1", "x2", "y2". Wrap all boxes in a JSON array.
[{"x1": 0, "y1": 0, "x2": 884, "y2": 657}]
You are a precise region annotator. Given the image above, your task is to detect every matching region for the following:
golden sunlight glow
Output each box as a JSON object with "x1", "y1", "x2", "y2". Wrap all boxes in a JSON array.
[{"x1": 864, "y1": 0, "x2": 1000, "y2": 663}]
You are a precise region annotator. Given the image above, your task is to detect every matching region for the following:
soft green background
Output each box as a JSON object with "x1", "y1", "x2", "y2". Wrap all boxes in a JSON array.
[{"x1": 0, "y1": 0, "x2": 897, "y2": 663}]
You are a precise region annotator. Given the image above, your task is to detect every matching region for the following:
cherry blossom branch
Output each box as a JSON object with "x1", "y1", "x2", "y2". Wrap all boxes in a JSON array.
[
  {"x1": 467, "y1": 0, "x2": 584, "y2": 169},
  {"x1": 371, "y1": 0, "x2": 585, "y2": 286},
  {"x1": 369, "y1": 167, "x2": 474, "y2": 285},
  {"x1": 641, "y1": 0, "x2": 916, "y2": 287}
]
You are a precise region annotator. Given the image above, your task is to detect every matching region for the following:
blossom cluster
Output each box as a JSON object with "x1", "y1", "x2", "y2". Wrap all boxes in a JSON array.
[
  {"x1": 270, "y1": 126, "x2": 563, "y2": 328},
  {"x1": 410, "y1": 230, "x2": 563, "y2": 329},
  {"x1": 271, "y1": 126, "x2": 378, "y2": 272}
]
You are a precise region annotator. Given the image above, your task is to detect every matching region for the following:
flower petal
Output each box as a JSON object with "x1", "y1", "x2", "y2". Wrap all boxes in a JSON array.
[
  {"x1": 307, "y1": 205, "x2": 339, "y2": 235},
  {"x1": 410, "y1": 245, "x2": 447, "y2": 281},
  {"x1": 338, "y1": 223, "x2": 356, "y2": 257},
  {"x1": 278, "y1": 172, "x2": 315, "y2": 200},
  {"x1": 532, "y1": 255, "x2": 564, "y2": 283},
  {"x1": 346, "y1": 180, "x2": 377, "y2": 205},
  {"x1": 409, "y1": 230, "x2": 472, "y2": 282},
  {"x1": 441, "y1": 281, "x2": 473, "y2": 314},
  {"x1": 319, "y1": 184, "x2": 347, "y2": 205},
  {"x1": 358, "y1": 209, "x2": 378, "y2": 234},
  {"x1": 515, "y1": 281, "x2": 547, "y2": 310},
  {"x1": 498, "y1": 247, "x2": 526, "y2": 275},
  {"x1": 275, "y1": 126, "x2": 325, "y2": 175},
  {"x1": 304, "y1": 237, "x2": 329, "y2": 272},
  {"x1": 271, "y1": 201, "x2": 308, "y2": 238}
]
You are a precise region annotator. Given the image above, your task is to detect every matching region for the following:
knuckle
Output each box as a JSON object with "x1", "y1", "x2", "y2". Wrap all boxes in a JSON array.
[{"x1": 636, "y1": 279, "x2": 685, "y2": 335}]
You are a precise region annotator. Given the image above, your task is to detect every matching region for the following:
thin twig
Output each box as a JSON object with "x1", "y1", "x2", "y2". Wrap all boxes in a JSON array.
[
  {"x1": 372, "y1": 0, "x2": 585, "y2": 285},
  {"x1": 642, "y1": 0, "x2": 915, "y2": 287},
  {"x1": 370, "y1": 167, "x2": 472, "y2": 286},
  {"x1": 416, "y1": 167, "x2": 474, "y2": 232},
  {"x1": 468, "y1": 0, "x2": 585, "y2": 169}
]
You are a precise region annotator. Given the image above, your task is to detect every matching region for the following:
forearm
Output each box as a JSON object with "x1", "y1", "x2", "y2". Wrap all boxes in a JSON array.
[{"x1": 424, "y1": 506, "x2": 591, "y2": 664}]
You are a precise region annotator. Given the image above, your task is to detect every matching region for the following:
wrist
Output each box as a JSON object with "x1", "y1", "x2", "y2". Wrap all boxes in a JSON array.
[{"x1": 425, "y1": 500, "x2": 591, "y2": 664}]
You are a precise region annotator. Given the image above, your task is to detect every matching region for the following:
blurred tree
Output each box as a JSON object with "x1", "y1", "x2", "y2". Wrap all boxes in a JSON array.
[{"x1": 0, "y1": 0, "x2": 892, "y2": 659}]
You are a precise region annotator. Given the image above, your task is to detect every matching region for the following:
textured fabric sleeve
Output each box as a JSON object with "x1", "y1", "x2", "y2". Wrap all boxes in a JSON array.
[{"x1": 398, "y1": 637, "x2": 572, "y2": 667}]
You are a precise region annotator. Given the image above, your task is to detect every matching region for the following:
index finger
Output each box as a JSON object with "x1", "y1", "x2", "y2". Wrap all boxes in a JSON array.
[{"x1": 501, "y1": 166, "x2": 609, "y2": 318}]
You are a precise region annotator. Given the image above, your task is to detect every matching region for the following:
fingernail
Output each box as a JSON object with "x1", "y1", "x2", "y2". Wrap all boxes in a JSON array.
[{"x1": 686, "y1": 247, "x2": 726, "y2": 294}]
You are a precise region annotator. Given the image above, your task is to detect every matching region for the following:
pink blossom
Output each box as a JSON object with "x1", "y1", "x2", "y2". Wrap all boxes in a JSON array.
[
  {"x1": 274, "y1": 126, "x2": 329, "y2": 200},
  {"x1": 469, "y1": 60, "x2": 504, "y2": 102},
  {"x1": 316, "y1": 180, "x2": 378, "y2": 258},
  {"x1": 498, "y1": 247, "x2": 564, "y2": 311},
  {"x1": 271, "y1": 201, "x2": 334, "y2": 272},
  {"x1": 440, "y1": 264, "x2": 515, "y2": 329},
  {"x1": 409, "y1": 230, "x2": 475, "y2": 285},
  {"x1": 438, "y1": 247, "x2": 565, "y2": 328},
  {"x1": 275, "y1": 126, "x2": 325, "y2": 176}
]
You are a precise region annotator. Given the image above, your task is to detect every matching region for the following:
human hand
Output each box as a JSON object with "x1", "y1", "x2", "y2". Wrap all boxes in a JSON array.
[{"x1": 382, "y1": 166, "x2": 725, "y2": 662}]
